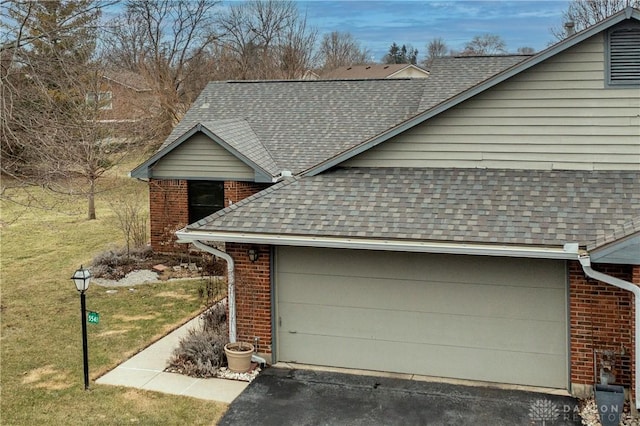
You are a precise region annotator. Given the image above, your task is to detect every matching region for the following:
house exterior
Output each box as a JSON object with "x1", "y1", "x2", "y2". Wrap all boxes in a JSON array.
[
  {"x1": 88, "y1": 70, "x2": 155, "y2": 125},
  {"x1": 319, "y1": 63, "x2": 430, "y2": 79},
  {"x1": 131, "y1": 8, "x2": 640, "y2": 403}
]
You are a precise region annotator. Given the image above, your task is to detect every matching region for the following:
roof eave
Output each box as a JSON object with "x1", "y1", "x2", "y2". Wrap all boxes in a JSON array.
[
  {"x1": 176, "y1": 229, "x2": 581, "y2": 260},
  {"x1": 304, "y1": 7, "x2": 640, "y2": 177}
]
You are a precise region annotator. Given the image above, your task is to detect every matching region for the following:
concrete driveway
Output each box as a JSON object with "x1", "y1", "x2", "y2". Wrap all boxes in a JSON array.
[{"x1": 219, "y1": 367, "x2": 581, "y2": 426}]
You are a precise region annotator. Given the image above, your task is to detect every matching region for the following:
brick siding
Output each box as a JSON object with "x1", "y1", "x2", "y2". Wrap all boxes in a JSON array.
[
  {"x1": 633, "y1": 265, "x2": 640, "y2": 403},
  {"x1": 149, "y1": 179, "x2": 270, "y2": 253},
  {"x1": 570, "y1": 261, "x2": 634, "y2": 390},
  {"x1": 149, "y1": 179, "x2": 189, "y2": 253},
  {"x1": 224, "y1": 181, "x2": 271, "y2": 207},
  {"x1": 227, "y1": 243, "x2": 272, "y2": 354},
  {"x1": 149, "y1": 179, "x2": 638, "y2": 388}
]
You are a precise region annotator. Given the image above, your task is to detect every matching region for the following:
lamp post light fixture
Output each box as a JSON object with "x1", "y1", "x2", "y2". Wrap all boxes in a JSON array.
[{"x1": 72, "y1": 265, "x2": 92, "y2": 390}]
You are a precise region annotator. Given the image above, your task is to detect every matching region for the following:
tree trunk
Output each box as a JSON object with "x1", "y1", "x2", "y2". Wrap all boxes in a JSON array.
[{"x1": 87, "y1": 179, "x2": 96, "y2": 220}]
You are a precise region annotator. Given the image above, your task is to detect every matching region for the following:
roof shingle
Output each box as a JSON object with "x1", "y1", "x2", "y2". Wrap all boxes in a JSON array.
[
  {"x1": 189, "y1": 168, "x2": 640, "y2": 248},
  {"x1": 156, "y1": 56, "x2": 530, "y2": 176}
]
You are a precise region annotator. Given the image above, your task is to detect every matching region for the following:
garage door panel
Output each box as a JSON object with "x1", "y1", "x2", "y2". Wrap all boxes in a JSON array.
[
  {"x1": 280, "y1": 302, "x2": 565, "y2": 354},
  {"x1": 279, "y1": 333, "x2": 567, "y2": 388},
  {"x1": 279, "y1": 272, "x2": 566, "y2": 321},
  {"x1": 279, "y1": 248, "x2": 565, "y2": 289},
  {"x1": 276, "y1": 247, "x2": 568, "y2": 388}
]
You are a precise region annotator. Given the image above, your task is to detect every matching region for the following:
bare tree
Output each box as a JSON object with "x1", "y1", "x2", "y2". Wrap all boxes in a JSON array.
[
  {"x1": 517, "y1": 46, "x2": 536, "y2": 54},
  {"x1": 215, "y1": 0, "x2": 317, "y2": 79},
  {"x1": 277, "y1": 12, "x2": 317, "y2": 79},
  {"x1": 318, "y1": 31, "x2": 370, "y2": 71},
  {"x1": 552, "y1": 0, "x2": 639, "y2": 39},
  {"x1": 1, "y1": 0, "x2": 123, "y2": 219},
  {"x1": 461, "y1": 34, "x2": 507, "y2": 55},
  {"x1": 422, "y1": 37, "x2": 448, "y2": 67},
  {"x1": 101, "y1": 0, "x2": 220, "y2": 142}
]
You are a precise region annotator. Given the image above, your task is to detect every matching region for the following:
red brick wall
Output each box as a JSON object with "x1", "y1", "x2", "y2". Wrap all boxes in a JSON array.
[
  {"x1": 149, "y1": 179, "x2": 189, "y2": 253},
  {"x1": 149, "y1": 179, "x2": 270, "y2": 253},
  {"x1": 570, "y1": 261, "x2": 634, "y2": 389},
  {"x1": 633, "y1": 265, "x2": 640, "y2": 402},
  {"x1": 227, "y1": 243, "x2": 272, "y2": 354},
  {"x1": 224, "y1": 181, "x2": 271, "y2": 207}
]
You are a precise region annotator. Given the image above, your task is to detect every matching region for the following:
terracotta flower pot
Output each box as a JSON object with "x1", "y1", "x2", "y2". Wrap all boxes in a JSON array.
[{"x1": 224, "y1": 342, "x2": 254, "y2": 373}]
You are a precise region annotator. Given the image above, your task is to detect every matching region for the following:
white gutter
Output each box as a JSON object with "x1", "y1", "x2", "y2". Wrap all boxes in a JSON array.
[
  {"x1": 176, "y1": 229, "x2": 579, "y2": 260},
  {"x1": 187, "y1": 240, "x2": 237, "y2": 343},
  {"x1": 180, "y1": 230, "x2": 639, "y2": 395},
  {"x1": 579, "y1": 254, "x2": 640, "y2": 410}
]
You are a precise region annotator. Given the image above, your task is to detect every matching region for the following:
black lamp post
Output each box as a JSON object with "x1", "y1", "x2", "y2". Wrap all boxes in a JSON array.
[{"x1": 72, "y1": 265, "x2": 92, "y2": 390}]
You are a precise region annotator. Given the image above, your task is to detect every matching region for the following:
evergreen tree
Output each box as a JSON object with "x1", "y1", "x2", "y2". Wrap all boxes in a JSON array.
[{"x1": 383, "y1": 42, "x2": 418, "y2": 64}]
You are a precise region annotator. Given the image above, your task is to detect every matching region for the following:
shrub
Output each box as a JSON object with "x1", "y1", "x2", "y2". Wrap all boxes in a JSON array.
[
  {"x1": 109, "y1": 195, "x2": 149, "y2": 257},
  {"x1": 167, "y1": 302, "x2": 229, "y2": 378},
  {"x1": 90, "y1": 245, "x2": 153, "y2": 279}
]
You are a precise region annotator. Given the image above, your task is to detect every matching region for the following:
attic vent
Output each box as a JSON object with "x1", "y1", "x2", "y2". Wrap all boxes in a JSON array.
[{"x1": 606, "y1": 23, "x2": 640, "y2": 86}]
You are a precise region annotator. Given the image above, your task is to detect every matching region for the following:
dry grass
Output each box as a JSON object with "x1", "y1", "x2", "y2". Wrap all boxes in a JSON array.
[{"x1": 0, "y1": 157, "x2": 226, "y2": 425}]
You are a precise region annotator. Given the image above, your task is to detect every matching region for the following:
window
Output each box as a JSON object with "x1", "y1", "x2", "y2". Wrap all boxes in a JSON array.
[
  {"x1": 188, "y1": 181, "x2": 224, "y2": 223},
  {"x1": 606, "y1": 22, "x2": 640, "y2": 87},
  {"x1": 85, "y1": 91, "x2": 113, "y2": 109}
]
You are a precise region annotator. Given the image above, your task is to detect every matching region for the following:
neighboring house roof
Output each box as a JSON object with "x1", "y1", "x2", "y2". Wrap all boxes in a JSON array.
[
  {"x1": 102, "y1": 70, "x2": 151, "y2": 92},
  {"x1": 185, "y1": 168, "x2": 640, "y2": 250},
  {"x1": 320, "y1": 64, "x2": 429, "y2": 79}
]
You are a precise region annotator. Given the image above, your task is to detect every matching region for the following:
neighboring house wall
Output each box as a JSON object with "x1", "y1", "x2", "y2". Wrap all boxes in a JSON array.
[
  {"x1": 151, "y1": 134, "x2": 255, "y2": 180},
  {"x1": 96, "y1": 79, "x2": 154, "y2": 122},
  {"x1": 569, "y1": 261, "x2": 637, "y2": 397},
  {"x1": 389, "y1": 67, "x2": 429, "y2": 78},
  {"x1": 346, "y1": 33, "x2": 640, "y2": 171},
  {"x1": 227, "y1": 243, "x2": 272, "y2": 358}
]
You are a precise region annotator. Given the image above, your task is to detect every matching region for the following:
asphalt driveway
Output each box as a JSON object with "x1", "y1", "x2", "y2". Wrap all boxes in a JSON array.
[{"x1": 218, "y1": 367, "x2": 581, "y2": 426}]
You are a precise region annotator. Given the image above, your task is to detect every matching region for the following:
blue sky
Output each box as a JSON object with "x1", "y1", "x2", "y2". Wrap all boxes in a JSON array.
[
  {"x1": 299, "y1": 0, "x2": 571, "y2": 60},
  {"x1": 102, "y1": 1, "x2": 572, "y2": 62}
]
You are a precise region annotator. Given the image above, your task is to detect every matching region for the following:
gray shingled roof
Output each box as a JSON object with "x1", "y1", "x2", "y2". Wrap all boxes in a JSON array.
[
  {"x1": 162, "y1": 79, "x2": 430, "y2": 174},
  {"x1": 189, "y1": 168, "x2": 640, "y2": 248},
  {"x1": 200, "y1": 119, "x2": 278, "y2": 176},
  {"x1": 155, "y1": 56, "x2": 529, "y2": 176},
  {"x1": 420, "y1": 55, "x2": 531, "y2": 110},
  {"x1": 588, "y1": 215, "x2": 640, "y2": 250}
]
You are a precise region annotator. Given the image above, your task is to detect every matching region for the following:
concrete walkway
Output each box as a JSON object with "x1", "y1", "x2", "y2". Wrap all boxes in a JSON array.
[{"x1": 95, "y1": 316, "x2": 248, "y2": 403}]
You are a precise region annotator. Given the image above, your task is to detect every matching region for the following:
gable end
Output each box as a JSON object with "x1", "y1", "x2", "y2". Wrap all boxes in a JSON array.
[{"x1": 606, "y1": 21, "x2": 640, "y2": 86}]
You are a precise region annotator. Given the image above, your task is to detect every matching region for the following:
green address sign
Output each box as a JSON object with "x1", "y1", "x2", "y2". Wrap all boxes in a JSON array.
[{"x1": 87, "y1": 311, "x2": 100, "y2": 324}]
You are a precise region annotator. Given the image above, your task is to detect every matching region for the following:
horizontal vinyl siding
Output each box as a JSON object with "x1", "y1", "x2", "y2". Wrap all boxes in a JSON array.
[
  {"x1": 346, "y1": 34, "x2": 640, "y2": 171},
  {"x1": 150, "y1": 133, "x2": 255, "y2": 180}
]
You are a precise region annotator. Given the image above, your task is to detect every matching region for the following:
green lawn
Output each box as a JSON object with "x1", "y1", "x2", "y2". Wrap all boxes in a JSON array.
[{"x1": 1, "y1": 170, "x2": 226, "y2": 425}]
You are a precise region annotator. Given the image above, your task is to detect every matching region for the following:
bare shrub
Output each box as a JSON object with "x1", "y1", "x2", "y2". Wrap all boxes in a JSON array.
[
  {"x1": 91, "y1": 245, "x2": 153, "y2": 279},
  {"x1": 167, "y1": 302, "x2": 229, "y2": 378},
  {"x1": 109, "y1": 195, "x2": 149, "y2": 257}
]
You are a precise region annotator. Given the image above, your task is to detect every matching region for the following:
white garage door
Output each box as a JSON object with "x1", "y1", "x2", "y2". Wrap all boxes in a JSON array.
[{"x1": 276, "y1": 247, "x2": 568, "y2": 388}]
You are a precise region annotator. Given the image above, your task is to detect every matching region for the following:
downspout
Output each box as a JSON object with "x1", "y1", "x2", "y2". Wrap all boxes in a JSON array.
[
  {"x1": 187, "y1": 240, "x2": 267, "y2": 366},
  {"x1": 190, "y1": 240, "x2": 237, "y2": 343},
  {"x1": 579, "y1": 254, "x2": 640, "y2": 410}
]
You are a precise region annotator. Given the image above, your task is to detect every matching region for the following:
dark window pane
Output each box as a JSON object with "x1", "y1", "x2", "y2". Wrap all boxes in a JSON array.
[{"x1": 188, "y1": 181, "x2": 224, "y2": 223}]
